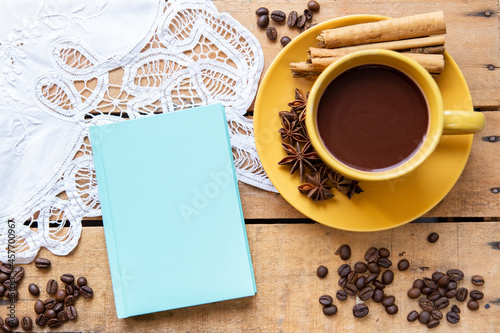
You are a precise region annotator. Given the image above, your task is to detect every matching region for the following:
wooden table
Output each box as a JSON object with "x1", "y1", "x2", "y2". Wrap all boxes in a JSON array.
[{"x1": 8, "y1": 1, "x2": 499, "y2": 332}]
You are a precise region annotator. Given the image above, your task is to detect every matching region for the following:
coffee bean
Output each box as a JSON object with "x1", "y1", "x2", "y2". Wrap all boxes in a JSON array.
[
  {"x1": 303, "y1": 9, "x2": 313, "y2": 21},
  {"x1": 257, "y1": 15, "x2": 269, "y2": 29},
  {"x1": 355, "y1": 276, "x2": 366, "y2": 290},
  {"x1": 316, "y1": 266, "x2": 328, "y2": 278},
  {"x1": 419, "y1": 298, "x2": 434, "y2": 312},
  {"x1": 470, "y1": 290, "x2": 484, "y2": 300},
  {"x1": 60, "y1": 273, "x2": 75, "y2": 285},
  {"x1": 423, "y1": 277, "x2": 437, "y2": 290},
  {"x1": 35, "y1": 314, "x2": 47, "y2": 327},
  {"x1": 255, "y1": 7, "x2": 268, "y2": 16},
  {"x1": 64, "y1": 294, "x2": 75, "y2": 305},
  {"x1": 456, "y1": 287, "x2": 468, "y2": 302},
  {"x1": 10, "y1": 266, "x2": 24, "y2": 282},
  {"x1": 287, "y1": 11, "x2": 298, "y2": 27},
  {"x1": 21, "y1": 316, "x2": 32, "y2": 331},
  {"x1": 359, "y1": 287, "x2": 374, "y2": 301},
  {"x1": 354, "y1": 262, "x2": 368, "y2": 273},
  {"x1": 323, "y1": 304, "x2": 338, "y2": 316},
  {"x1": 74, "y1": 287, "x2": 80, "y2": 298},
  {"x1": 353, "y1": 304, "x2": 369, "y2": 318},
  {"x1": 338, "y1": 277, "x2": 347, "y2": 288},
  {"x1": 408, "y1": 288, "x2": 422, "y2": 299},
  {"x1": 447, "y1": 281, "x2": 457, "y2": 290},
  {"x1": 367, "y1": 262, "x2": 380, "y2": 274},
  {"x1": 435, "y1": 297, "x2": 450, "y2": 310},
  {"x1": 378, "y1": 258, "x2": 392, "y2": 268},
  {"x1": 382, "y1": 295, "x2": 395, "y2": 308},
  {"x1": 57, "y1": 311, "x2": 68, "y2": 323},
  {"x1": 446, "y1": 311, "x2": 460, "y2": 324},
  {"x1": 0, "y1": 325, "x2": 10, "y2": 333},
  {"x1": 427, "y1": 291, "x2": 441, "y2": 302},
  {"x1": 5, "y1": 290, "x2": 18, "y2": 300},
  {"x1": 451, "y1": 305, "x2": 461, "y2": 313},
  {"x1": 379, "y1": 247, "x2": 390, "y2": 258},
  {"x1": 270, "y1": 10, "x2": 286, "y2": 22},
  {"x1": 347, "y1": 271, "x2": 358, "y2": 284},
  {"x1": 0, "y1": 264, "x2": 12, "y2": 275},
  {"x1": 467, "y1": 299, "x2": 479, "y2": 311},
  {"x1": 28, "y1": 283, "x2": 40, "y2": 296},
  {"x1": 373, "y1": 280, "x2": 385, "y2": 290},
  {"x1": 431, "y1": 309, "x2": 443, "y2": 320},
  {"x1": 5, "y1": 317, "x2": 18, "y2": 328},
  {"x1": 398, "y1": 259, "x2": 410, "y2": 271},
  {"x1": 296, "y1": 15, "x2": 306, "y2": 29},
  {"x1": 407, "y1": 310, "x2": 419, "y2": 322},
  {"x1": 418, "y1": 310, "x2": 431, "y2": 324},
  {"x1": 44, "y1": 297, "x2": 56, "y2": 310},
  {"x1": 427, "y1": 318, "x2": 440, "y2": 328},
  {"x1": 34, "y1": 258, "x2": 51, "y2": 269},
  {"x1": 427, "y1": 232, "x2": 439, "y2": 243},
  {"x1": 280, "y1": 36, "x2": 291, "y2": 47},
  {"x1": 319, "y1": 295, "x2": 333, "y2": 306},
  {"x1": 344, "y1": 283, "x2": 357, "y2": 296},
  {"x1": 46, "y1": 309, "x2": 57, "y2": 320},
  {"x1": 365, "y1": 273, "x2": 379, "y2": 285},
  {"x1": 0, "y1": 273, "x2": 8, "y2": 284},
  {"x1": 265, "y1": 26, "x2": 277, "y2": 40},
  {"x1": 437, "y1": 287, "x2": 447, "y2": 297},
  {"x1": 55, "y1": 289, "x2": 67, "y2": 302},
  {"x1": 447, "y1": 269, "x2": 464, "y2": 281},
  {"x1": 432, "y1": 271, "x2": 445, "y2": 282},
  {"x1": 364, "y1": 247, "x2": 379, "y2": 262},
  {"x1": 77, "y1": 276, "x2": 87, "y2": 287},
  {"x1": 66, "y1": 305, "x2": 77, "y2": 320},
  {"x1": 47, "y1": 318, "x2": 61, "y2": 328},
  {"x1": 437, "y1": 275, "x2": 450, "y2": 288},
  {"x1": 2, "y1": 280, "x2": 15, "y2": 290},
  {"x1": 338, "y1": 264, "x2": 351, "y2": 277},
  {"x1": 0, "y1": 286, "x2": 5, "y2": 298},
  {"x1": 34, "y1": 299, "x2": 45, "y2": 314},
  {"x1": 336, "y1": 290, "x2": 347, "y2": 301},
  {"x1": 80, "y1": 285, "x2": 93, "y2": 298},
  {"x1": 372, "y1": 288, "x2": 385, "y2": 303},
  {"x1": 421, "y1": 287, "x2": 434, "y2": 296},
  {"x1": 54, "y1": 302, "x2": 64, "y2": 313},
  {"x1": 46, "y1": 279, "x2": 57, "y2": 294},
  {"x1": 471, "y1": 275, "x2": 485, "y2": 286},
  {"x1": 413, "y1": 279, "x2": 424, "y2": 289},
  {"x1": 386, "y1": 304, "x2": 398, "y2": 315},
  {"x1": 445, "y1": 289, "x2": 458, "y2": 298},
  {"x1": 382, "y1": 270, "x2": 394, "y2": 285},
  {"x1": 65, "y1": 284, "x2": 74, "y2": 295},
  {"x1": 307, "y1": 0, "x2": 320, "y2": 11},
  {"x1": 335, "y1": 244, "x2": 351, "y2": 260}
]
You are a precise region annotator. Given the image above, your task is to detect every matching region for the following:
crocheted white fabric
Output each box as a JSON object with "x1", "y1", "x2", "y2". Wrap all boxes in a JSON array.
[{"x1": 0, "y1": 0, "x2": 275, "y2": 264}]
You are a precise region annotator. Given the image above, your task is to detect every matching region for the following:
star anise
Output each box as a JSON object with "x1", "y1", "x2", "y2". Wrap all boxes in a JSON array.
[
  {"x1": 288, "y1": 88, "x2": 308, "y2": 112},
  {"x1": 278, "y1": 110, "x2": 298, "y2": 123},
  {"x1": 278, "y1": 116, "x2": 307, "y2": 144},
  {"x1": 330, "y1": 172, "x2": 364, "y2": 199},
  {"x1": 278, "y1": 141, "x2": 320, "y2": 182},
  {"x1": 298, "y1": 172, "x2": 334, "y2": 202}
]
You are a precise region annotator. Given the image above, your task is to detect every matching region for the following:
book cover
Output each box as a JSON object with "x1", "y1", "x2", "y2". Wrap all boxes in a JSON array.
[{"x1": 89, "y1": 103, "x2": 256, "y2": 318}]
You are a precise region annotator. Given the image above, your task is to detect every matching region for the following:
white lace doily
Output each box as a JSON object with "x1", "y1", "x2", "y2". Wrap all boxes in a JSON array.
[{"x1": 0, "y1": 0, "x2": 276, "y2": 264}]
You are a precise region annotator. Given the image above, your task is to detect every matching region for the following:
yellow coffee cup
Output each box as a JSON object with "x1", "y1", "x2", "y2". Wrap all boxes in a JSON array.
[{"x1": 306, "y1": 49, "x2": 485, "y2": 182}]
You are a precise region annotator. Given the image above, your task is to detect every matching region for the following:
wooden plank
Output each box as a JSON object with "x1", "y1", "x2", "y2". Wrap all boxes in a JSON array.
[
  {"x1": 213, "y1": 0, "x2": 500, "y2": 108},
  {"x1": 8, "y1": 224, "x2": 499, "y2": 332}
]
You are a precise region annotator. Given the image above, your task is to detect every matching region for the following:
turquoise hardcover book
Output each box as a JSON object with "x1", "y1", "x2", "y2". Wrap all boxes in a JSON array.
[{"x1": 89, "y1": 103, "x2": 256, "y2": 318}]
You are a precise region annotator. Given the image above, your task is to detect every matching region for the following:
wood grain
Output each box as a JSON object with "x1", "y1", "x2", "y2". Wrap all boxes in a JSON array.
[{"x1": 7, "y1": 224, "x2": 498, "y2": 332}]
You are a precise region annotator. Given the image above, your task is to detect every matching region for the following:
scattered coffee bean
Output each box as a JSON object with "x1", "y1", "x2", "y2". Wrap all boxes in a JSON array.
[
  {"x1": 287, "y1": 11, "x2": 298, "y2": 27},
  {"x1": 408, "y1": 288, "x2": 422, "y2": 299},
  {"x1": 316, "y1": 266, "x2": 328, "y2": 278},
  {"x1": 338, "y1": 276, "x2": 347, "y2": 288},
  {"x1": 419, "y1": 298, "x2": 434, "y2": 312},
  {"x1": 418, "y1": 310, "x2": 430, "y2": 324},
  {"x1": 280, "y1": 36, "x2": 291, "y2": 47},
  {"x1": 74, "y1": 287, "x2": 80, "y2": 298},
  {"x1": 58, "y1": 311, "x2": 68, "y2": 323},
  {"x1": 432, "y1": 271, "x2": 445, "y2": 282},
  {"x1": 64, "y1": 295, "x2": 75, "y2": 305},
  {"x1": 54, "y1": 302, "x2": 64, "y2": 313},
  {"x1": 255, "y1": 7, "x2": 268, "y2": 16},
  {"x1": 344, "y1": 283, "x2": 357, "y2": 296},
  {"x1": 77, "y1": 276, "x2": 87, "y2": 287},
  {"x1": 382, "y1": 270, "x2": 394, "y2": 285},
  {"x1": 427, "y1": 291, "x2": 441, "y2": 302},
  {"x1": 319, "y1": 295, "x2": 333, "y2": 306},
  {"x1": 398, "y1": 259, "x2": 410, "y2": 271},
  {"x1": 323, "y1": 304, "x2": 338, "y2": 316},
  {"x1": 372, "y1": 288, "x2": 385, "y2": 303},
  {"x1": 0, "y1": 325, "x2": 10, "y2": 333},
  {"x1": 431, "y1": 309, "x2": 443, "y2": 320},
  {"x1": 445, "y1": 289, "x2": 458, "y2": 298},
  {"x1": 65, "y1": 284, "x2": 74, "y2": 295},
  {"x1": 364, "y1": 247, "x2": 379, "y2": 262},
  {"x1": 307, "y1": 0, "x2": 320, "y2": 11},
  {"x1": 0, "y1": 264, "x2": 12, "y2": 275},
  {"x1": 467, "y1": 299, "x2": 479, "y2": 311},
  {"x1": 46, "y1": 279, "x2": 58, "y2": 294},
  {"x1": 34, "y1": 299, "x2": 45, "y2": 314},
  {"x1": 336, "y1": 290, "x2": 347, "y2": 301},
  {"x1": 447, "y1": 269, "x2": 464, "y2": 281},
  {"x1": 10, "y1": 266, "x2": 24, "y2": 282},
  {"x1": 66, "y1": 305, "x2": 77, "y2": 320},
  {"x1": 257, "y1": 15, "x2": 269, "y2": 29},
  {"x1": 367, "y1": 262, "x2": 380, "y2": 274},
  {"x1": 446, "y1": 311, "x2": 460, "y2": 324},
  {"x1": 5, "y1": 317, "x2": 18, "y2": 328},
  {"x1": 46, "y1": 309, "x2": 57, "y2": 320},
  {"x1": 407, "y1": 310, "x2": 419, "y2": 322},
  {"x1": 296, "y1": 15, "x2": 306, "y2": 29},
  {"x1": 373, "y1": 280, "x2": 385, "y2": 290},
  {"x1": 28, "y1": 283, "x2": 40, "y2": 296},
  {"x1": 438, "y1": 286, "x2": 447, "y2": 297},
  {"x1": 435, "y1": 297, "x2": 450, "y2": 310},
  {"x1": 21, "y1": 316, "x2": 32, "y2": 331},
  {"x1": 47, "y1": 318, "x2": 61, "y2": 328},
  {"x1": 378, "y1": 258, "x2": 392, "y2": 268},
  {"x1": 0, "y1": 286, "x2": 5, "y2": 298},
  {"x1": 456, "y1": 287, "x2": 468, "y2": 302},
  {"x1": 55, "y1": 289, "x2": 67, "y2": 303},
  {"x1": 354, "y1": 262, "x2": 368, "y2": 273},
  {"x1": 80, "y1": 285, "x2": 93, "y2": 298},
  {"x1": 423, "y1": 277, "x2": 437, "y2": 290},
  {"x1": 427, "y1": 318, "x2": 440, "y2": 328},
  {"x1": 471, "y1": 275, "x2": 485, "y2": 286},
  {"x1": 35, "y1": 314, "x2": 47, "y2": 327},
  {"x1": 470, "y1": 290, "x2": 484, "y2": 300},
  {"x1": 338, "y1": 264, "x2": 351, "y2": 277},
  {"x1": 451, "y1": 305, "x2": 461, "y2": 313},
  {"x1": 303, "y1": 9, "x2": 313, "y2": 21},
  {"x1": 365, "y1": 273, "x2": 379, "y2": 285},
  {"x1": 447, "y1": 281, "x2": 458, "y2": 290},
  {"x1": 44, "y1": 297, "x2": 56, "y2": 310},
  {"x1": 386, "y1": 304, "x2": 398, "y2": 315},
  {"x1": 421, "y1": 287, "x2": 434, "y2": 296},
  {"x1": 382, "y1": 295, "x2": 395, "y2": 308},
  {"x1": 270, "y1": 10, "x2": 286, "y2": 22},
  {"x1": 353, "y1": 304, "x2": 369, "y2": 318},
  {"x1": 2, "y1": 280, "x2": 15, "y2": 290},
  {"x1": 5, "y1": 290, "x2": 18, "y2": 300},
  {"x1": 347, "y1": 271, "x2": 358, "y2": 284},
  {"x1": 265, "y1": 26, "x2": 277, "y2": 40},
  {"x1": 359, "y1": 287, "x2": 374, "y2": 301},
  {"x1": 379, "y1": 247, "x2": 390, "y2": 258},
  {"x1": 355, "y1": 276, "x2": 366, "y2": 290},
  {"x1": 34, "y1": 258, "x2": 51, "y2": 269},
  {"x1": 60, "y1": 273, "x2": 75, "y2": 285},
  {"x1": 413, "y1": 278, "x2": 424, "y2": 289},
  {"x1": 0, "y1": 273, "x2": 8, "y2": 284},
  {"x1": 335, "y1": 244, "x2": 351, "y2": 260},
  {"x1": 427, "y1": 232, "x2": 439, "y2": 243}
]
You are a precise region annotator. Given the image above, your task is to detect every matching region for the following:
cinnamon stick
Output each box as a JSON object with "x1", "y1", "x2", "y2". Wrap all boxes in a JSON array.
[{"x1": 317, "y1": 11, "x2": 446, "y2": 48}]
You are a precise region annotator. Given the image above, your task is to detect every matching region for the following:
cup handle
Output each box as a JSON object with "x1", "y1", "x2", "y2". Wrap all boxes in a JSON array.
[{"x1": 443, "y1": 110, "x2": 485, "y2": 135}]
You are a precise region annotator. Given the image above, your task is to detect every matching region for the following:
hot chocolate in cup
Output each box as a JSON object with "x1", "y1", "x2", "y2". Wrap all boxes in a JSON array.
[{"x1": 306, "y1": 49, "x2": 485, "y2": 182}]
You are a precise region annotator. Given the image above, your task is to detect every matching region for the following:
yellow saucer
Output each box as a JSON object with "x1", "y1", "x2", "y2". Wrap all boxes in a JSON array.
[{"x1": 254, "y1": 15, "x2": 473, "y2": 232}]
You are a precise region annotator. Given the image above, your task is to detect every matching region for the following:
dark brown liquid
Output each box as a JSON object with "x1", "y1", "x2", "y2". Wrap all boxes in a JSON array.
[{"x1": 317, "y1": 65, "x2": 429, "y2": 171}]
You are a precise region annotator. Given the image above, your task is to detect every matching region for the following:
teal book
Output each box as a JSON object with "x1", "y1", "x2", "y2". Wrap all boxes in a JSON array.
[{"x1": 89, "y1": 103, "x2": 256, "y2": 318}]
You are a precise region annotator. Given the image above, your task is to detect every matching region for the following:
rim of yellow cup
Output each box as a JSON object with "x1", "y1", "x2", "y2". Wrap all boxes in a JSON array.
[{"x1": 305, "y1": 49, "x2": 444, "y2": 182}]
